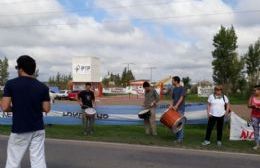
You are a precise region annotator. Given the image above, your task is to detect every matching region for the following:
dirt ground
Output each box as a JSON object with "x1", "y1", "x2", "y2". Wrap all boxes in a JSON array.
[{"x1": 231, "y1": 105, "x2": 251, "y2": 120}]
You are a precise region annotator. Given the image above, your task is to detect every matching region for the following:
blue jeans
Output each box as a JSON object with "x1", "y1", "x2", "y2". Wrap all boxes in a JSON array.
[
  {"x1": 176, "y1": 109, "x2": 185, "y2": 140},
  {"x1": 252, "y1": 117, "x2": 260, "y2": 145}
]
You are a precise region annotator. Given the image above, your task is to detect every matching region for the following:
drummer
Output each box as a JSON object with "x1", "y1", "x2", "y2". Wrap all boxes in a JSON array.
[
  {"x1": 169, "y1": 76, "x2": 186, "y2": 144},
  {"x1": 143, "y1": 81, "x2": 160, "y2": 136},
  {"x1": 78, "y1": 82, "x2": 96, "y2": 135}
]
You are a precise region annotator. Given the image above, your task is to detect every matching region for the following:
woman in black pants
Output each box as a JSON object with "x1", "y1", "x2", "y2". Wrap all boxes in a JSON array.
[{"x1": 202, "y1": 85, "x2": 230, "y2": 146}]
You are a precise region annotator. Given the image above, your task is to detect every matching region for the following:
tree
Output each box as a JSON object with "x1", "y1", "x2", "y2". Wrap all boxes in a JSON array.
[
  {"x1": 244, "y1": 39, "x2": 260, "y2": 87},
  {"x1": 121, "y1": 67, "x2": 128, "y2": 87},
  {"x1": 229, "y1": 56, "x2": 245, "y2": 93},
  {"x1": 0, "y1": 57, "x2": 9, "y2": 85},
  {"x1": 182, "y1": 77, "x2": 191, "y2": 89},
  {"x1": 121, "y1": 67, "x2": 135, "y2": 87},
  {"x1": 102, "y1": 68, "x2": 135, "y2": 87},
  {"x1": 102, "y1": 77, "x2": 110, "y2": 87},
  {"x1": 48, "y1": 73, "x2": 72, "y2": 89},
  {"x1": 56, "y1": 72, "x2": 61, "y2": 84},
  {"x1": 126, "y1": 70, "x2": 135, "y2": 81},
  {"x1": 212, "y1": 25, "x2": 244, "y2": 94},
  {"x1": 111, "y1": 73, "x2": 121, "y2": 86},
  {"x1": 102, "y1": 72, "x2": 122, "y2": 87}
]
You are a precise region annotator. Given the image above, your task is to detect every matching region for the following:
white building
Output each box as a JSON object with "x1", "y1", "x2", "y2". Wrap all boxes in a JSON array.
[{"x1": 72, "y1": 57, "x2": 101, "y2": 90}]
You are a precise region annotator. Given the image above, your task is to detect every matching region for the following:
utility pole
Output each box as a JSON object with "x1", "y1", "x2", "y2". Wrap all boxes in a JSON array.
[
  {"x1": 123, "y1": 63, "x2": 135, "y2": 71},
  {"x1": 148, "y1": 67, "x2": 156, "y2": 83}
]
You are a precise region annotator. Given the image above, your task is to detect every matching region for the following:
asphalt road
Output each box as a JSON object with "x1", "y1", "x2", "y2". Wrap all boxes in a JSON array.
[{"x1": 0, "y1": 135, "x2": 259, "y2": 168}]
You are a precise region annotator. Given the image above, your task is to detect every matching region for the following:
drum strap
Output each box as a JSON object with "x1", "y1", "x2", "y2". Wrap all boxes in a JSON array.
[{"x1": 82, "y1": 105, "x2": 90, "y2": 109}]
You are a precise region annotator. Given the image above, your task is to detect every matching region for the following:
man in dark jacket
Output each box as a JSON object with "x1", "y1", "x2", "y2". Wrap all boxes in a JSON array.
[{"x1": 2, "y1": 55, "x2": 51, "y2": 168}]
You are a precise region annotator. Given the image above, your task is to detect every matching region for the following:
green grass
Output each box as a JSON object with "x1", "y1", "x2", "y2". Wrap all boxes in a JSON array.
[
  {"x1": 185, "y1": 94, "x2": 208, "y2": 103},
  {"x1": 0, "y1": 124, "x2": 259, "y2": 154},
  {"x1": 228, "y1": 94, "x2": 248, "y2": 105}
]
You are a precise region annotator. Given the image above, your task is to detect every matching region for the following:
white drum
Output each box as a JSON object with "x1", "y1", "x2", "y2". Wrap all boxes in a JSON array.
[
  {"x1": 85, "y1": 108, "x2": 96, "y2": 118},
  {"x1": 138, "y1": 109, "x2": 151, "y2": 119}
]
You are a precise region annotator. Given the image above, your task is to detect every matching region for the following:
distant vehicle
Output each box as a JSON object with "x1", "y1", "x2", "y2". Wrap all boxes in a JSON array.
[
  {"x1": 68, "y1": 90, "x2": 80, "y2": 101},
  {"x1": 56, "y1": 90, "x2": 70, "y2": 100},
  {"x1": 49, "y1": 86, "x2": 60, "y2": 94},
  {"x1": 49, "y1": 90, "x2": 57, "y2": 103}
]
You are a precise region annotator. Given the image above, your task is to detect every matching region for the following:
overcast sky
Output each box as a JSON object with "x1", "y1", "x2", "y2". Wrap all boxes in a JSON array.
[{"x1": 0, "y1": 0, "x2": 259, "y2": 82}]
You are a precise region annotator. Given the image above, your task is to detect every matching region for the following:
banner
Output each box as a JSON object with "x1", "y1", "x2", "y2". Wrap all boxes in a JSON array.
[
  {"x1": 230, "y1": 112, "x2": 254, "y2": 141},
  {"x1": 0, "y1": 104, "x2": 208, "y2": 125},
  {"x1": 197, "y1": 86, "x2": 214, "y2": 97}
]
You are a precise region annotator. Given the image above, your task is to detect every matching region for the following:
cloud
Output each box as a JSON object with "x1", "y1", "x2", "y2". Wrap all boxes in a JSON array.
[
  {"x1": 0, "y1": 0, "x2": 259, "y2": 83},
  {"x1": 234, "y1": 0, "x2": 260, "y2": 26}
]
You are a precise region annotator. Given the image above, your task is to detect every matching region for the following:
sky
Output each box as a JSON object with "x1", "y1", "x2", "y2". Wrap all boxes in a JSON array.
[{"x1": 0, "y1": 0, "x2": 259, "y2": 83}]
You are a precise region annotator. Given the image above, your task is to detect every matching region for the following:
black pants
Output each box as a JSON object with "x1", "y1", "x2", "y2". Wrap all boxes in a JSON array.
[{"x1": 205, "y1": 116, "x2": 224, "y2": 141}]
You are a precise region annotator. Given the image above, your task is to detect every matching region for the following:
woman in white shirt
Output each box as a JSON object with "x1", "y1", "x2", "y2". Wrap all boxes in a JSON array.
[{"x1": 202, "y1": 85, "x2": 230, "y2": 146}]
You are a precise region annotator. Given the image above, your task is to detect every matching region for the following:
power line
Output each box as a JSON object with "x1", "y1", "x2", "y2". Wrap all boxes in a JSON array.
[
  {"x1": 107, "y1": 9, "x2": 260, "y2": 23},
  {"x1": 0, "y1": 0, "x2": 76, "y2": 5},
  {"x1": 0, "y1": 1, "x2": 176, "y2": 18},
  {"x1": 0, "y1": 0, "x2": 45, "y2": 4},
  {"x1": 123, "y1": 63, "x2": 135, "y2": 71},
  {"x1": 0, "y1": 0, "x2": 191, "y2": 5},
  {"x1": 0, "y1": 9, "x2": 259, "y2": 29},
  {"x1": 0, "y1": 2, "x2": 169, "y2": 17}
]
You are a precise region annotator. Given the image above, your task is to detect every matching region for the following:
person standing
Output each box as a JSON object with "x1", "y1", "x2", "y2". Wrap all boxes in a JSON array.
[
  {"x1": 143, "y1": 81, "x2": 160, "y2": 136},
  {"x1": 2, "y1": 55, "x2": 51, "y2": 168},
  {"x1": 78, "y1": 82, "x2": 96, "y2": 135},
  {"x1": 170, "y1": 76, "x2": 186, "y2": 143},
  {"x1": 248, "y1": 85, "x2": 260, "y2": 150},
  {"x1": 202, "y1": 85, "x2": 230, "y2": 147}
]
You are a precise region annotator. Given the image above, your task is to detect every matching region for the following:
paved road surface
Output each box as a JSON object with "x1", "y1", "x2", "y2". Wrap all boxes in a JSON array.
[{"x1": 0, "y1": 135, "x2": 259, "y2": 168}]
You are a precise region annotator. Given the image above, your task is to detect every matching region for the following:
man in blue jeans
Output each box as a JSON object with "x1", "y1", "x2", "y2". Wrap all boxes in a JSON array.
[
  {"x1": 170, "y1": 76, "x2": 186, "y2": 144},
  {"x1": 2, "y1": 55, "x2": 51, "y2": 168}
]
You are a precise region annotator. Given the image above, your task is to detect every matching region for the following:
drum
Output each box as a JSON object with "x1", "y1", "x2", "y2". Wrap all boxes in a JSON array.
[
  {"x1": 138, "y1": 109, "x2": 151, "y2": 119},
  {"x1": 160, "y1": 108, "x2": 186, "y2": 133},
  {"x1": 85, "y1": 108, "x2": 96, "y2": 118}
]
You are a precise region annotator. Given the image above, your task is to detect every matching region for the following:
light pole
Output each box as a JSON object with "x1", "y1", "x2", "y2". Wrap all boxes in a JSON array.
[
  {"x1": 123, "y1": 63, "x2": 135, "y2": 71},
  {"x1": 148, "y1": 67, "x2": 156, "y2": 83}
]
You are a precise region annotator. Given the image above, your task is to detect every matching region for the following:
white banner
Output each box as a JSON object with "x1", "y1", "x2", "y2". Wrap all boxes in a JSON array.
[
  {"x1": 103, "y1": 88, "x2": 127, "y2": 94},
  {"x1": 230, "y1": 112, "x2": 254, "y2": 141},
  {"x1": 197, "y1": 86, "x2": 214, "y2": 97}
]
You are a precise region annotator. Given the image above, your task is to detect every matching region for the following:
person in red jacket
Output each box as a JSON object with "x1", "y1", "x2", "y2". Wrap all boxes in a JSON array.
[{"x1": 248, "y1": 85, "x2": 260, "y2": 150}]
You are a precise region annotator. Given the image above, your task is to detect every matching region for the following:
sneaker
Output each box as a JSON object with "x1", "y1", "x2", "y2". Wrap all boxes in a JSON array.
[
  {"x1": 217, "y1": 141, "x2": 222, "y2": 147},
  {"x1": 253, "y1": 145, "x2": 259, "y2": 150},
  {"x1": 201, "y1": 140, "x2": 210, "y2": 146}
]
